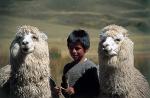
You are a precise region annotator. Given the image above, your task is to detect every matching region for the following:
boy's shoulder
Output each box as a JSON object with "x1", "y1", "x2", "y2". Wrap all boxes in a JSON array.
[
  {"x1": 63, "y1": 60, "x2": 98, "y2": 74},
  {"x1": 63, "y1": 61, "x2": 75, "y2": 74},
  {"x1": 84, "y1": 59, "x2": 97, "y2": 68},
  {"x1": 64, "y1": 61, "x2": 75, "y2": 68}
]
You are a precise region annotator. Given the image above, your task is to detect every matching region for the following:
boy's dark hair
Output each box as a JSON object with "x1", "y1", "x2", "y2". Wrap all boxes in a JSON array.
[{"x1": 67, "y1": 29, "x2": 90, "y2": 50}]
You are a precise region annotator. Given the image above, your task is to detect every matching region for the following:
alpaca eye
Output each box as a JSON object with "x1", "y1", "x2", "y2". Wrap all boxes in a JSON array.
[
  {"x1": 115, "y1": 38, "x2": 121, "y2": 42},
  {"x1": 32, "y1": 35, "x2": 38, "y2": 40},
  {"x1": 101, "y1": 38, "x2": 106, "y2": 43},
  {"x1": 16, "y1": 36, "x2": 22, "y2": 41}
]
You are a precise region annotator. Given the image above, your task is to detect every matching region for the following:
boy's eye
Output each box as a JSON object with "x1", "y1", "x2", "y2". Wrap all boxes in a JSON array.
[
  {"x1": 69, "y1": 46, "x2": 81, "y2": 51},
  {"x1": 68, "y1": 46, "x2": 73, "y2": 50},
  {"x1": 75, "y1": 47, "x2": 81, "y2": 51}
]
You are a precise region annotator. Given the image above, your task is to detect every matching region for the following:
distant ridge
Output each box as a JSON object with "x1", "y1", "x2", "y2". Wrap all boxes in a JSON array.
[{"x1": 0, "y1": 0, "x2": 150, "y2": 34}]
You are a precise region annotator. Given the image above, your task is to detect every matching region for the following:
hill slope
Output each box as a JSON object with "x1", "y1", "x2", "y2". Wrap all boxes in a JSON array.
[{"x1": 0, "y1": 0, "x2": 150, "y2": 35}]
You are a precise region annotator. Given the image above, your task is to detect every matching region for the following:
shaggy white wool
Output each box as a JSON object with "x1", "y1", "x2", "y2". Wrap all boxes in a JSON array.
[
  {"x1": 9, "y1": 25, "x2": 51, "y2": 98},
  {"x1": 98, "y1": 24, "x2": 150, "y2": 98}
]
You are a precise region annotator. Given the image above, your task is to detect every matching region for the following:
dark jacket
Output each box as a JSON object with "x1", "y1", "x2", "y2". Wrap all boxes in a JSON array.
[{"x1": 61, "y1": 59, "x2": 100, "y2": 98}]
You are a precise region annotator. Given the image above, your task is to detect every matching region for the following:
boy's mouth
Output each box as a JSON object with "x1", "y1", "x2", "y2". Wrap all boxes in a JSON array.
[
  {"x1": 73, "y1": 55, "x2": 78, "y2": 58},
  {"x1": 72, "y1": 55, "x2": 79, "y2": 59}
]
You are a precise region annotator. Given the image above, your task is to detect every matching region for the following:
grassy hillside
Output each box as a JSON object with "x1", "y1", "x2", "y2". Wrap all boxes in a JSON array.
[
  {"x1": 0, "y1": 0, "x2": 150, "y2": 34},
  {"x1": 0, "y1": 0, "x2": 150, "y2": 84}
]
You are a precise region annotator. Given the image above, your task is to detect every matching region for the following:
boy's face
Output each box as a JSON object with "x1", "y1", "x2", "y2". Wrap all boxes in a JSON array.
[{"x1": 68, "y1": 42, "x2": 86, "y2": 62}]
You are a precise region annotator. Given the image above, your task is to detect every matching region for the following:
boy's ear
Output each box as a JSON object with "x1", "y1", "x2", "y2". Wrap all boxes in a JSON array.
[{"x1": 85, "y1": 49, "x2": 88, "y2": 53}]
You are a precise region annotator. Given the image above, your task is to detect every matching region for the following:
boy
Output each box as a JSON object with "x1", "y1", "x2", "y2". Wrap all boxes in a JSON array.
[{"x1": 61, "y1": 29, "x2": 100, "y2": 98}]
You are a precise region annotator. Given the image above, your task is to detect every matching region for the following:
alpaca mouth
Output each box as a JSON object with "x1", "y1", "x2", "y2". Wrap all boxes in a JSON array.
[
  {"x1": 22, "y1": 48, "x2": 29, "y2": 52},
  {"x1": 102, "y1": 48, "x2": 109, "y2": 54},
  {"x1": 22, "y1": 47, "x2": 33, "y2": 53},
  {"x1": 102, "y1": 49, "x2": 110, "y2": 56},
  {"x1": 103, "y1": 49, "x2": 117, "y2": 56},
  {"x1": 21, "y1": 45, "x2": 34, "y2": 53},
  {"x1": 103, "y1": 49, "x2": 108, "y2": 53}
]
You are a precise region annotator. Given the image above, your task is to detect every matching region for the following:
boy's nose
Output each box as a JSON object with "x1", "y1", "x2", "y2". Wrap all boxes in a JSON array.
[{"x1": 72, "y1": 48, "x2": 77, "y2": 53}]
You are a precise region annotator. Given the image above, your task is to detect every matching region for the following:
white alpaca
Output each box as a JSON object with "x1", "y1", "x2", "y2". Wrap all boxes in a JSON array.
[
  {"x1": 98, "y1": 24, "x2": 150, "y2": 98},
  {"x1": 9, "y1": 25, "x2": 51, "y2": 98}
]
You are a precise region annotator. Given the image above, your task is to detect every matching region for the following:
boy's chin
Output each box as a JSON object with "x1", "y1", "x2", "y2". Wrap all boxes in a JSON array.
[
  {"x1": 72, "y1": 57, "x2": 79, "y2": 61},
  {"x1": 73, "y1": 58, "x2": 83, "y2": 63},
  {"x1": 73, "y1": 58, "x2": 79, "y2": 61}
]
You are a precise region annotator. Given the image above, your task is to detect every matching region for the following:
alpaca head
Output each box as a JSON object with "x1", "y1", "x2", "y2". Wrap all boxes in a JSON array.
[
  {"x1": 10, "y1": 25, "x2": 48, "y2": 57},
  {"x1": 99, "y1": 24, "x2": 128, "y2": 57},
  {"x1": 17, "y1": 32, "x2": 36, "y2": 53},
  {"x1": 16, "y1": 25, "x2": 47, "y2": 54}
]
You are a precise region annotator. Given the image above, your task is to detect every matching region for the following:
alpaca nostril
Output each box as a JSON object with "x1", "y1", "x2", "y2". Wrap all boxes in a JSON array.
[
  {"x1": 102, "y1": 44, "x2": 108, "y2": 48},
  {"x1": 102, "y1": 45, "x2": 105, "y2": 48},
  {"x1": 22, "y1": 41, "x2": 29, "y2": 45},
  {"x1": 103, "y1": 42, "x2": 109, "y2": 47}
]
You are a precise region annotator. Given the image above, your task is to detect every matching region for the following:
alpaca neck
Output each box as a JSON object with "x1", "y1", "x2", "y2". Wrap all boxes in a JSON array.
[
  {"x1": 10, "y1": 50, "x2": 50, "y2": 82},
  {"x1": 99, "y1": 54, "x2": 134, "y2": 95}
]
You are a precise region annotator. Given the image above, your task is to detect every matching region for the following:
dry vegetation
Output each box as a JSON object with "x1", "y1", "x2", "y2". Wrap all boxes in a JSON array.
[{"x1": 0, "y1": 0, "x2": 150, "y2": 86}]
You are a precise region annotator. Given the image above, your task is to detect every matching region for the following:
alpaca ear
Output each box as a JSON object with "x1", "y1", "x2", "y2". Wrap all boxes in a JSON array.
[
  {"x1": 10, "y1": 42, "x2": 20, "y2": 58},
  {"x1": 40, "y1": 32, "x2": 48, "y2": 41}
]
